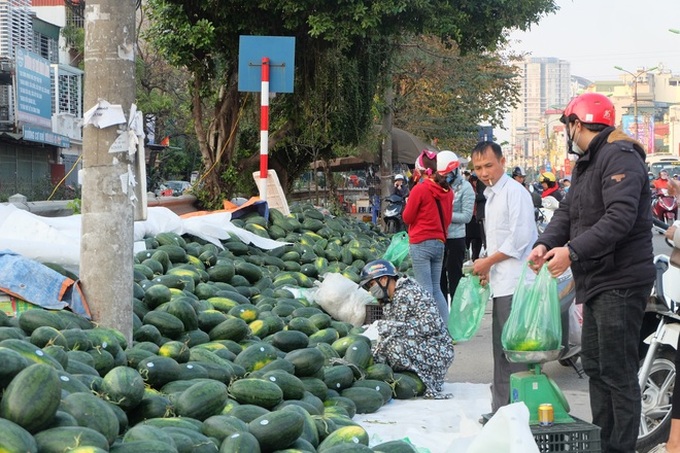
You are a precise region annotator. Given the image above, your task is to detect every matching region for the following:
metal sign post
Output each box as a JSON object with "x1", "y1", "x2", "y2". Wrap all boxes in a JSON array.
[
  {"x1": 260, "y1": 57, "x2": 270, "y2": 200},
  {"x1": 238, "y1": 36, "x2": 295, "y2": 201}
]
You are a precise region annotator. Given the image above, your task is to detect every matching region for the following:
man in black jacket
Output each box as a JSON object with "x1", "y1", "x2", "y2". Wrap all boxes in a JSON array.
[{"x1": 527, "y1": 92, "x2": 655, "y2": 453}]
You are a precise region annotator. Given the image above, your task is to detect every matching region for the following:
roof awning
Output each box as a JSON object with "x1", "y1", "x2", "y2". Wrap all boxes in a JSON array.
[{"x1": 0, "y1": 131, "x2": 23, "y2": 141}]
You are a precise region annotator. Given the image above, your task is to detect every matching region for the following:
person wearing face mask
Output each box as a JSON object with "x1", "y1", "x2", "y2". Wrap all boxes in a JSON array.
[
  {"x1": 438, "y1": 151, "x2": 475, "y2": 305},
  {"x1": 402, "y1": 151, "x2": 453, "y2": 323},
  {"x1": 526, "y1": 92, "x2": 655, "y2": 453},
  {"x1": 360, "y1": 259, "x2": 455, "y2": 399},
  {"x1": 539, "y1": 171, "x2": 564, "y2": 202},
  {"x1": 653, "y1": 169, "x2": 671, "y2": 193}
]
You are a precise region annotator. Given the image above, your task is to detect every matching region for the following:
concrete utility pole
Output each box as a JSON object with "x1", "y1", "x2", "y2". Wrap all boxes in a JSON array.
[{"x1": 81, "y1": 0, "x2": 136, "y2": 344}]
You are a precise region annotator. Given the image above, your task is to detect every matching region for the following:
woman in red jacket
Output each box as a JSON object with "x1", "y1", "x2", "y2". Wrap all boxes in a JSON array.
[{"x1": 402, "y1": 151, "x2": 455, "y2": 322}]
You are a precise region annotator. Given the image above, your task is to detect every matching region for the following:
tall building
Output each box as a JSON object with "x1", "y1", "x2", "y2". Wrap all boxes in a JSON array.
[{"x1": 510, "y1": 57, "x2": 571, "y2": 175}]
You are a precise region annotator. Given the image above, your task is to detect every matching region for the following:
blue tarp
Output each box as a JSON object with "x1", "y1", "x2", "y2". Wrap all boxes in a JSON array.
[{"x1": 0, "y1": 249, "x2": 91, "y2": 318}]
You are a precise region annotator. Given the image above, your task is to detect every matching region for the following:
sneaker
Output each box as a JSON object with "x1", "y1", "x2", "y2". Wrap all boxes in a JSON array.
[{"x1": 649, "y1": 444, "x2": 668, "y2": 453}]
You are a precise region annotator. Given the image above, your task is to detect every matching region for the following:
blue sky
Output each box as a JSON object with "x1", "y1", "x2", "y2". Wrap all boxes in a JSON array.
[{"x1": 507, "y1": 0, "x2": 680, "y2": 81}]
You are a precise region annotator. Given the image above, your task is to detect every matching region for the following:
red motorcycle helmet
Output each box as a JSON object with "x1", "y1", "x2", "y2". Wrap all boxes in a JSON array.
[{"x1": 560, "y1": 92, "x2": 615, "y2": 127}]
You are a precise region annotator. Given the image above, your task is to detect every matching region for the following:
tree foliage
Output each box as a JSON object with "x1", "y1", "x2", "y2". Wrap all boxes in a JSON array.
[
  {"x1": 143, "y1": 0, "x2": 557, "y2": 206},
  {"x1": 392, "y1": 36, "x2": 522, "y2": 155},
  {"x1": 135, "y1": 5, "x2": 198, "y2": 191}
]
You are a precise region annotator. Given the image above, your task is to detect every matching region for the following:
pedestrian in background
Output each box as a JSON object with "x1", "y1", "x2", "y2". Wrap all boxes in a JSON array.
[
  {"x1": 539, "y1": 171, "x2": 564, "y2": 202},
  {"x1": 562, "y1": 178, "x2": 571, "y2": 193},
  {"x1": 393, "y1": 173, "x2": 409, "y2": 198},
  {"x1": 440, "y1": 151, "x2": 474, "y2": 304},
  {"x1": 511, "y1": 166, "x2": 527, "y2": 187},
  {"x1": 527, "y1": 92, "x2": 654, "y2": 453},
  {"x1": 466, "y1": 172, "x2": 486, "y2": 260},
  {"x1": 470, "y1": 140, "x2": 537, "y2": 415},
  {"x1": 402, "y1": 151, "x2": 454, "y2": 322}
]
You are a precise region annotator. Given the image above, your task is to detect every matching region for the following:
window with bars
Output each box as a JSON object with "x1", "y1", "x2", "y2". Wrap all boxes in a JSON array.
[
  {"x1": 33, "y1": 31, "x2": 58, "y2": 64},
  {"x1": 0, "y1": 0, "x2": 33, "y2": 58},
  {"x1": 51, "y1": 66, "x2": 82, "y2": 117},
  {"x1": 65, "y1": 6, "x2": 84, "y2": 47}
]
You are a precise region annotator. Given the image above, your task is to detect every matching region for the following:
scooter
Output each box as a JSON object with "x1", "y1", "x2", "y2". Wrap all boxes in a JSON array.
[
  {"x1": 535, "y1": 196, "x2": 560, "y2": 234},
  {"x1": 636, "y1": 220, "x2": 680, "y2": 452},
  {"x1": 383, "y1": 193, "x2": 405, "y2": 234},
  {"x1": 652, "y1": 188, "x2": 678, "y2": 225}
]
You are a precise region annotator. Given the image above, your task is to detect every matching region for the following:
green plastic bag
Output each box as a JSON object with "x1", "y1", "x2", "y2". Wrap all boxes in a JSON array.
[
  {"x1": 382, "y1": 231, "x2": 410, "y2": 267},
  {"x1": 501, "y1": 265, "x2": 562, "y2": 352},
  {"x1": 448, "y1": 275, "x2": 490, "y2": 342}
]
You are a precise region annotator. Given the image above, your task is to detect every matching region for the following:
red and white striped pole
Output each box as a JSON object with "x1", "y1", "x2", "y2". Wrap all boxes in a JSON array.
[{"x1": 259, "y1": 57, "x2": 270, "y2": 201}]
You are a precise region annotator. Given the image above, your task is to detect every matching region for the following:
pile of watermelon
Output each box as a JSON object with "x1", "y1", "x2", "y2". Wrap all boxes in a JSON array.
[{"x1": 0, "y1": 204, "x2": 424, "y2": 453}]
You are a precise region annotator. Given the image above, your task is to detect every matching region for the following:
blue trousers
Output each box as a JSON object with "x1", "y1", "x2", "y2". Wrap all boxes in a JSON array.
[{"x1": 410, "y1": 239, "x2": 448, "y2": 323}]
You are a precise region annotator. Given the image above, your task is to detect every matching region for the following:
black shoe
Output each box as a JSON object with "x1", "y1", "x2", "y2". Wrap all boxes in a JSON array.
[{"x1": 478, "y1": 412, "x2": 494, "y2": 425}]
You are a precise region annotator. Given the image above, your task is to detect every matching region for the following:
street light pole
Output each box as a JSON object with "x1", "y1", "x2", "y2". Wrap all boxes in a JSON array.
[{"x1": 614, "y1": 65, "x2": 658, "y2": 142}]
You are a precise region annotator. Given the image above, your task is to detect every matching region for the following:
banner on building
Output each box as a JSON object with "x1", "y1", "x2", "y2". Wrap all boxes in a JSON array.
[
  {"x1": 621, "y1": 114, "x2": 655, "y2": 154},
  {"x1": 15, "y1": 48, "x2": 52, "y2": 129}
]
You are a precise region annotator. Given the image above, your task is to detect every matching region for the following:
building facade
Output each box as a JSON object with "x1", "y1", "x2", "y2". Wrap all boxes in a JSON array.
[
  {"x1": 0, "y1": 0, "x2": 82, "y2": 200},
  {"x1": 510, "y1": 57, "x2": 571, "y2": 177},
  {"x1": 594, "y1": 68, "x2": 680, "y2": 156}
]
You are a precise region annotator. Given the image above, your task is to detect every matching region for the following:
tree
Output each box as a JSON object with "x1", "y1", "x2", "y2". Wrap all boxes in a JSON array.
[
  {"x1": 391, "y1": 36, "x2": 522, "y2": 155},
  {"x1": 136, "y1": 6, "x2": 198, "y2": 187},
  {"x1": 144, "y1": 0, "x2": 557, "y2": 205}
]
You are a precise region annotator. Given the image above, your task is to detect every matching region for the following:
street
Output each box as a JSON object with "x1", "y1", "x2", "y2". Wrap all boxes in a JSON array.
[{"x1": 445, "y1": 229, "x2": 671, "y2": 423}]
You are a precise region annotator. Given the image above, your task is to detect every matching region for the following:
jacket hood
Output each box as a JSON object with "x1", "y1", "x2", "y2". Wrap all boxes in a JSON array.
[{"x1": 607, "y1": 128, "x2": 646, "y2": 161}]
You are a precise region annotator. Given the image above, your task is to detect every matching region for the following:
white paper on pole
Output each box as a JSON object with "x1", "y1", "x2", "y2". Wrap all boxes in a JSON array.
[
  {"x1": 109, "y1": 132, "x2": 129, "y2": 153},
  {"x1": 83, "y1": 99, "x2": 127, "y2": 129}
]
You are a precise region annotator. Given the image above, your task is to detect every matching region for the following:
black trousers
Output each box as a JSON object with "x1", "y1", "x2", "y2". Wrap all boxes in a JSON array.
[
  {"x1": 582, "y1": 284, "x2": 651, "y2": 453},
  {"x1": 440, "y1": 237, "x2": 467, "y2": 303}
]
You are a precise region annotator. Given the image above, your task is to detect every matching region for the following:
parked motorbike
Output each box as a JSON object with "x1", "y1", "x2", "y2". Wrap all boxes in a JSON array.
[
  {"x1": 383, "y1": 194, "x2": 405, "y2": 234},
  {"x1": 652, "y1": 188, "x2": 678, "y2": 225},
  {"x1": 636, "y1": 220, "x2": 680, "y2": 452},
  {"x1": 535, "y1": 196, "x2": 560, "y2": 234}
]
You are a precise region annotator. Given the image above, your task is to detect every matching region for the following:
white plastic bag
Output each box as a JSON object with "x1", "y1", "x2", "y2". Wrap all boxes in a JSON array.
[
  {"x1": 314, "y1": 273, "x2": 374, "y2": 326},
  {"x1": 466, "y1": 402, "x2": 539, "y2": 453},
  {"x1": 569, "y1": 301, "x2": 583, "y2": 347}
]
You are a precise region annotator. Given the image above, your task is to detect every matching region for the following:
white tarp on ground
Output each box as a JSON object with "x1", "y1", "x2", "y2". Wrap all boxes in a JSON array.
[
  {"x1": 357, "y1": 383, "x2": 540, "y2": 453},
  {"x1": 359, "y1": 323, "x2": 538, "y2": 453},
  {"x1": 357, "y1": 382, "x2": 490, "y2": 452},
  {"x1": 0, "y1": 205, "x2": 289, "y2": 272}
]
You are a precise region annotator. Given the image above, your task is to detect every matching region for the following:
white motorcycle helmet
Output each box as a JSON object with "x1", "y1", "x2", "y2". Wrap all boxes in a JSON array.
[
  {"x1": 436, "y1": 150, "x2": 460, "y2": 176},
  {"x1": 394, "y1": 174, "x2": 405, "y2": 182}
]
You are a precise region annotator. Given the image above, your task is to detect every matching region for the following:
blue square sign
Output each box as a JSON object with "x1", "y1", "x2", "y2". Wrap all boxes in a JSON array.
[{"x1": 238, "y1": 36, "x2": 295, "y2": 93}]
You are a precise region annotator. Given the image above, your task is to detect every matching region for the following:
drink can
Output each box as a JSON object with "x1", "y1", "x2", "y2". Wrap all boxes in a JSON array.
[{"x1": 538, "y1": 403, "x2": 554, "y2": 426}]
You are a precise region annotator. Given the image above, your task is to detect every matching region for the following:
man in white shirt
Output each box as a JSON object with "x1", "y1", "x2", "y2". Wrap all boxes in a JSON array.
[{"x1": 471, "y1": 141, "x2": 538, "y2": 414}]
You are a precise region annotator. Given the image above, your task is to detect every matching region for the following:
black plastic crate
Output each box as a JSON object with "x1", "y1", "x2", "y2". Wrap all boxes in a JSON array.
[
  {"x1": 531, "y1": 417, "x2": 601, "y2": 452},
  {"x1": 364, "y1": 303, "x2": 383, "y2": 324}
]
